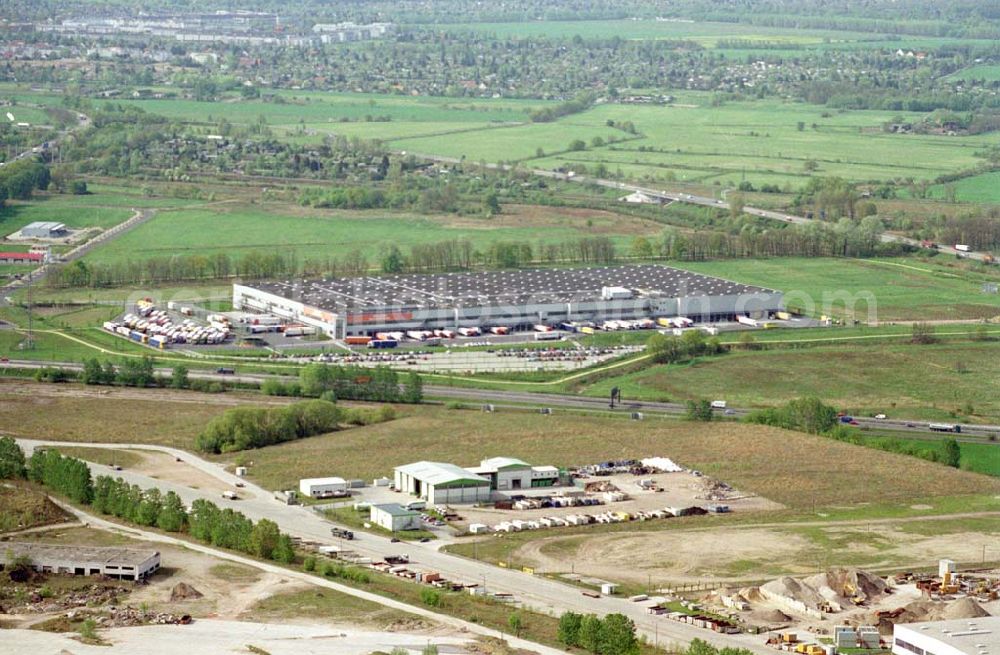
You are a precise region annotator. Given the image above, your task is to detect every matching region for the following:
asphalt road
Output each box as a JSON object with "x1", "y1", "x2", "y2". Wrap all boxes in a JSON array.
[
  {"x1": 16, "y1": 438, "x2": 774, "y2": 654},
  {"x1": 3, "y1": 358, "x2": 998, "y2": 438}
]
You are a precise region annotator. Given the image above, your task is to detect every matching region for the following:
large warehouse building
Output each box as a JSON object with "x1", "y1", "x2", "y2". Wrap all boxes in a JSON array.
[
  {"x1": 233, "y1": 264, "x2": 783, "y2": 338},
  {"x1": 893, "y1": 617, "x2": 1000, "y2": 655}
]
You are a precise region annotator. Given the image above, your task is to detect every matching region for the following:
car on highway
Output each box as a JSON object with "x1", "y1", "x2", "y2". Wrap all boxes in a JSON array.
[{"x1": 874, "y1": 413, "x2": 887, "y2": 419}]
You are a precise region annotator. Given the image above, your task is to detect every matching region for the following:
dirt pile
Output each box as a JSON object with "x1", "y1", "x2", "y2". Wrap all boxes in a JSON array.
[
  {"x1": 758, "y1": 568, "x2": 890, "y2": 613},
  {"x1": 0, "y1": 583, "x2": 127, "y2": 614},
  {"x1": 169, "y1": 583, "x2": 203, "y2": 601},
  {"x1": 874, "y1": 598, "x2": 990, "y2": 633},
  {"x1": 752, "y1": 608, "x2": 792, "y2": 624},
  {"x1": 805, "y1": 568, "x2": 890, "y2": 604}
]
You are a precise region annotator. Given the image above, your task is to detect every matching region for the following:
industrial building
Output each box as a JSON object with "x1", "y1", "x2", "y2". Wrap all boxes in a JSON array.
[
  {"x1": 893, "y1": 617, "x2": 1000, "y2": 655},
  {"x1": 394, "y1": 462, "x2": 493, "y2": 506},
  {"x1": 0, "y1": 542, "x2": 161, "y2": 581},
  {"x1": 233, "y1": 264, "x2": 783, "y2": 338},
  {"x1": 298, "y1": 476, "x2": 349, "y2": 499},
  {"x1": 467, "y1": 457, "x2": 560, "y2": 490},
  {"x1": 19, "y1": 221, "x2": 67, "y2": 239},
  {"x1": 370, "y1": 503, "x2": 421, "y2": 532}
]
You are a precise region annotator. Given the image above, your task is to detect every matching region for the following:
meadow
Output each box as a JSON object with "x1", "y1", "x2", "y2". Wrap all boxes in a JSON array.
[
  {"x1": 0, "y1": 200, "x2": 132, "y2": 237},
  {"x1": 579, "y1": 341, "x2": 1000, "y2": 420},
  {"x1": 946, "y1": 64, "x2": 1000, "y2": 82},
  {"x1": 674, "y1": 256, "x2": 1000, "y2": 321},
  {"x1": 80, "y1": 201, "x2": 660, "y2": 265},
  {"x1": 927, "y1": 170, "x2": 1000, "y2": 204}
]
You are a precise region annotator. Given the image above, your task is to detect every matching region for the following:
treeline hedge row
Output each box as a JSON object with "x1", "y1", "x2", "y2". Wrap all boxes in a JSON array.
[
  {"x1": 0, "y1": 439, "x2": 295, "y2": 563},
  {"x1": 195, "y1": 398, "x2": 364, "y2": 454}
]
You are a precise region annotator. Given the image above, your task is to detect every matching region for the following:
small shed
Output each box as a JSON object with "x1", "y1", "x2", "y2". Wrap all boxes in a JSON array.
[{"x1": 370, "y1": 503, "x2": 421, "y2": 532}]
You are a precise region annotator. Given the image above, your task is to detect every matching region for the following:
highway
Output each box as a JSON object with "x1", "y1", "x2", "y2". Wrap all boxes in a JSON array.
[
  {"x1": 410, "y1": 153, "x2": 996, "y2": 264},
  {"x1": 15, "y1": 437, "x2": 773, "y2": 654},
  {"x1": 3, "y1": 358, "x2": 998, "y2": 439}
]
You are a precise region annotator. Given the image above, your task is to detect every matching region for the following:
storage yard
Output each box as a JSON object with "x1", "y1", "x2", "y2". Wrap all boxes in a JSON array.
[{"x1": 233, "y1": 264, "x2": 784, "y2": 339}]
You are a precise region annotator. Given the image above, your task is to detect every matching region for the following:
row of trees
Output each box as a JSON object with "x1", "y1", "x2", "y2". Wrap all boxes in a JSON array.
[
  {"x1": 195, "y1": 399, "x2": 343, "y2": 454},
  {"x1": 298, "y1": 363, "x2": 423, "y2": 403},
  {"x1": 745, "y1": 397, "x2": 839, "y2": 434},
  {"x1": 48, "y1": 234, "x2": 621, "y2": 287},
  {"x1": 92, "y1": 476, "x2": 187, "y2": 532},
  {"x1": 1, "y1": 440, "x2": 296, "y2": 563},
  {"x1": 80, "y1": 357, "x2": 159, "y2": 388},
  {"x1": 556, "y1": 611, "x2": 639, "y2": 655},
  {"x1": 27, "y1": 448, "x2": 93, "y2": 504}
]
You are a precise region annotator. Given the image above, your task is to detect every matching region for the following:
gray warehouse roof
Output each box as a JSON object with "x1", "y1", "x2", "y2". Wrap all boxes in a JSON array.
[
  {"x1": 23, "y1": 221, "x2": 66, "y2": 231},
  {"x1": 244, "y1": 264, "x2": 778, "y2": 312}
]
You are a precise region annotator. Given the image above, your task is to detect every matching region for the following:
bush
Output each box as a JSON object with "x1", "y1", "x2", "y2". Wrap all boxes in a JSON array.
[
  {"x1": 302, "y1": 555, "x2": 317, "y2": 572},
  {"x1": 420, "y1": 588, "x2": 442, "y2": 607},
  {"x1": 196, "y1": 399, "x2": 341, "y2": 453}
]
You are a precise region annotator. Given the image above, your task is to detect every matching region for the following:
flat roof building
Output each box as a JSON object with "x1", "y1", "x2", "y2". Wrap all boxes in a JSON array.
[
  {"x1": 370, "y1": 503, "x2": 421, "y2": 532},
  {"x1": 298, "y1": 476, "x2": 349, "y2": 498},
  {"x1": 0, "y1": 542, "x2": 161, "y2": 581},
  {"x1": 469, "y1": 457, "x2": 560, "y2": 490},
  {"x1": 0, "y1": 251, "x2": 43, "y2": 265},
  {"x1": 234, "y1": 264, "x2": 782, "y2": 338},
  {"x1": 20, "y1": 221, "x2": 67, "y2": 239},
  {"x1": 893, "y1": 617, "x2": 1000, "y2": 655},
  {"x1": 394, "y1": 461, "x2": 492, "y2": 506}
]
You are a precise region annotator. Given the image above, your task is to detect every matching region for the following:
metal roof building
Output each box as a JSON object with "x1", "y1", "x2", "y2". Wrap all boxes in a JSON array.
[
  {"x1": 893, "y1": 617, "x2": 1000, "y2": 655},
  {"x1": 394, "y1": 461, "x2": 492, "y2": 506},
  {"x1": 20, "y1": 221, "x2": 67, "y2": 238},
  {"x1": 233, "y1": 264, "x2": 782, "y2": 338},
  {"x1": 0, "y1": 542, "x2": 161, "y2": 580}
]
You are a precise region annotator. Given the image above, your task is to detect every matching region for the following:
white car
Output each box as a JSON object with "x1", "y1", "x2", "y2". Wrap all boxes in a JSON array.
[{"x1": 874, "y1": 414, "x2": 887, "y2": 420}]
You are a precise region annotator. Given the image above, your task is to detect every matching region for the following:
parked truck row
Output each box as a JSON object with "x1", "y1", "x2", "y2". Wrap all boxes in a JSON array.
[{"x1": 104, "y1": 305, "x2": 233, "y2": 349}]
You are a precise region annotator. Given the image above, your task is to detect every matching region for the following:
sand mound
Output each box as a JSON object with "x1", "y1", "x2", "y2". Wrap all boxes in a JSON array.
[
  {"x1": 759, "y1": 568, "x2": 889, "y2": 612},
  {"x1": 752, "y1": 608, "x2": 793, "y2": 624},
  {"x1": 169, "y1": 582, "x2": 204, "y2": 601}
]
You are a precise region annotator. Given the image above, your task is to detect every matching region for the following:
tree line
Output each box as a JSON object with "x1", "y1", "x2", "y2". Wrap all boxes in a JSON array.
[
  {"x1": 747, "y1": 397, "x2": 964, "y2": 468},
  {"x1": 296, "y1": 364, "x2": 423, "y2": 404},
  {"x1": 0, "y1": 440, "x2": 296, "y2": 563},
  {"x1": 196, "y1": 398, "x2": 345, "y2": 454},
  {"x1": 556, "y1": 611, "x2": 640, "y2": 655}
]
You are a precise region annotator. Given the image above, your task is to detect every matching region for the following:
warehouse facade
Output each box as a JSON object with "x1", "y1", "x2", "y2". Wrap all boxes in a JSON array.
[
  {"x1": 394, "y1": 461, "x2": 492, "y2": 505},
  {"x1": 233, "y1": 264, "x2": 783, "y2": 338},
  {"x1": 0, "y1": 542, "x2": 161, "y2": 581},
  {"x1": 370, "y1": 503, "x2": 421, "y2": 532}
]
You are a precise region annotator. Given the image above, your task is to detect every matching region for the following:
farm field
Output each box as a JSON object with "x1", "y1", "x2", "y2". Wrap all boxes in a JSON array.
[
  {"x1": 0, "y1": 380, "x2": 294, "y2": 448},
  {"x1": 946, "y1": 64, "x2": 1000, "y2": 82},
  {"x1": 109, "y1": 91, "x2": 547, "y2": 130},
  {"x1": 229, "y1": 403, "x2": 1000, "y2": 510},
  {"x1": 80, "y1": 201, "x2": 660, "y2": 265},
  {"x1": 578, "y1": 341, "x2": 1000, "y2": 421},
  {"x1": 928, "y1": 170, "x2": 1000, "y2": 204},
  {"x1": 673, "y1": 256, "x2": 1000, "y2": 321}
]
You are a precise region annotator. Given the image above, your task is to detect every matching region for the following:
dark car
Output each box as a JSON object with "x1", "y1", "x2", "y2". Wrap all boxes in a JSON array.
[{"x1": 419, "y1": 537, "x2": 431, "y2": 543}]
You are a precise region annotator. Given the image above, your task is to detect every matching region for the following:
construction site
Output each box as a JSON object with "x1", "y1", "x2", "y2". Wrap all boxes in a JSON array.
[{"x1": 652, "y1": 560, "x2": 1000, "y2": 650}]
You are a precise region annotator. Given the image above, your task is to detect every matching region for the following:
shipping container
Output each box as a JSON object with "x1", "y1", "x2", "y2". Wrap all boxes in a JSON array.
[
  {"x1": 736, "y1": 315, "x2": 759, "y2": 327},
  {"x1": 458, "y1": 327, "x2": 481, "y2": 337},
  {"x1": 345, "y1": 336, "x2": 372, "y2": 345},
  {"x1": 955, "y1": 244, "x2": 971, "y2": 252},
  {"x1": 490, "y1": 326, "x2": 510, "y2": 335},
  {"x1": 535, "y1": 331, "x2": 561, "y2": 341}
]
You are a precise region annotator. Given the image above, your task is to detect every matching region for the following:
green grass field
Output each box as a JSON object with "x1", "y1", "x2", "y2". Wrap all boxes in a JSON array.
[
  {"x1": 674, "y1": 256, "x2": 1000, "y2": 321},
  {"x1": 946, "y1": 64, "x2": 1000, "y2": 82},
  {"x1": 858, "y1": 435, "x2": 1000, "y2": 477},
  {"x1": 80, "y1": 201, "x2": 657, "y2": 265},
  {"x1": 0, "y1": 199, "x2": 132, "y2": 237},
  {"x1": 579, "y1": 341, "x2": 1000, "y2": 420},
  {"x1": 928, "y1": 171, "x2": 1000, "y2": 204}
]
